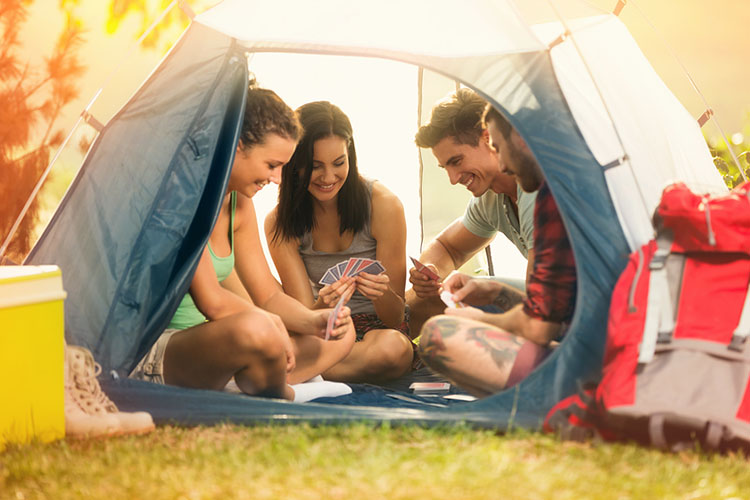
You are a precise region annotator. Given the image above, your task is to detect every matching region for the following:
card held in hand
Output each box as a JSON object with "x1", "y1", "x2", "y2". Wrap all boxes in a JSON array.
[
  {"x1": 410, "y1": 256, "x2": 440, "y2": 281},
  {"x1": 325, "y1": 293, "x2": 348, "y2": 341}
]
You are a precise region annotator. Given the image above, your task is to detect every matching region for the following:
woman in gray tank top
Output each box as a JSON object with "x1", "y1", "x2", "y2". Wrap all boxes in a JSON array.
[{"x1": 267, "y1": 101, "x2": 415, "y2": 383}]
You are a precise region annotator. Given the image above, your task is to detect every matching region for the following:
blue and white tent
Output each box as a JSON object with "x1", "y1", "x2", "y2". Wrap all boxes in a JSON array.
[{"x1": 27, "y1": 0, "x2": 725, "y2": 428}]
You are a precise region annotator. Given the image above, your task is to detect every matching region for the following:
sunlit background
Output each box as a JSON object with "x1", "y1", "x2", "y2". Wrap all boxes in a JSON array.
[{"x1": 15, "y1": 0, "x2": 750, "y2": 281}]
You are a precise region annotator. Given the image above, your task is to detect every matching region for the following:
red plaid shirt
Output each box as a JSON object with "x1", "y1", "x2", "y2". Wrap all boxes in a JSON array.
[{"x1": 523, "y1": 182, "x2": 577, "y2": 325}]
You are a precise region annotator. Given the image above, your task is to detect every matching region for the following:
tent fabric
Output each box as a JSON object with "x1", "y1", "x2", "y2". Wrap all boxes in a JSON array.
[
  {"x1": 28, "y1": 24, "x2": 249, "y2": 372},
  {"x1": 27, "y1": 0, "x2": 726, "y2": 429}
]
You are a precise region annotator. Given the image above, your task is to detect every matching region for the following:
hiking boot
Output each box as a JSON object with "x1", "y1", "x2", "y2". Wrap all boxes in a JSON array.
[
  {"x1": 66, "y1": 345, "x2": 155, "y2": 436},
  {"x1": 65, "y1": 347, "x2": 120, "y2": 438}
]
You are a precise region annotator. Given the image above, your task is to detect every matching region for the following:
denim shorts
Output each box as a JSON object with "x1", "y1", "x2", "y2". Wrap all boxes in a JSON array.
[{"x1": 128, "y1": 328, "x2": 180, "y2": 384}]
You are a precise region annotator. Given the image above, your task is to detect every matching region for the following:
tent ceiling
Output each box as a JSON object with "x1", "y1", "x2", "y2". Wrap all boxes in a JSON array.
[{"x1": 195, "y1": 0, "x2": 546, "y2": 58}]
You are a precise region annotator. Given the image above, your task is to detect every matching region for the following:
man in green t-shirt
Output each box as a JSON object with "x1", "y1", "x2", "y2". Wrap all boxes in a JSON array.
[{"x1": 407, "y1": 89, "x2": 536, "y2": 335}]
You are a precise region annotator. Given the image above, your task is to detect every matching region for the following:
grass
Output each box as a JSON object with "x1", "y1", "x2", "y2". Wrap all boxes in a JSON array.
[{"x1": 2, "y1": 424, "x2": 749, "y2": 500}]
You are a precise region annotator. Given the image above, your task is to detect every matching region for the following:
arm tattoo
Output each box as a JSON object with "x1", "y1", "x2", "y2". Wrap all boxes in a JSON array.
[{"x1": 493, "y1": 286, "x2": 526, "y2": 312}]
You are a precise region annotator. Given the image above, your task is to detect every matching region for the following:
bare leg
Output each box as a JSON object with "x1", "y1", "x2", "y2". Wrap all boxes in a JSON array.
[
  {"x1": 163, "y1": 310, "x2": 291, "y2": 399},
  {"x1": 323, "y1": 329, "x2": 413, "y2": 383},
  {"x1": 406, "y1": 288, "x2": 446, "y2": 340},
  {"x1": 417, "y1": 315, "x2": 524, "y2": 398}
]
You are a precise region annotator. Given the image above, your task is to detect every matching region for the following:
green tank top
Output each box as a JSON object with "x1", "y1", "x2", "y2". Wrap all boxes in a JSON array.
[{"x1": 168, "y1": 192, "x2": 237, "y2": 330}]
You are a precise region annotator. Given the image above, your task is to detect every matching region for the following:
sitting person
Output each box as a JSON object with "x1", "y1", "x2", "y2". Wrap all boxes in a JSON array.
[
  {"x1": 408, "y1": 89, "x2": 536, "y2": 335},
  {"x1": 266, "y1": 101, "x2": 414, "y2": 383},
  {"x1": 130, "y1": 81, "x2": 355, "y2": 400},
  {"x1": 418, "y1": 105, "x2": 577, "y2": 398}
]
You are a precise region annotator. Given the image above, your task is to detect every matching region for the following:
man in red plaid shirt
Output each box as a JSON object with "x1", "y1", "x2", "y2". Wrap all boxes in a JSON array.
[{"x1": 417, "y1": 105, "x2": 576, "y2": 398}]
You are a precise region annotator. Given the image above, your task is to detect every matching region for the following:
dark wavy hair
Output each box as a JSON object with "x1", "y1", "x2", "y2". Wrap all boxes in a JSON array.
[
  {"x1": 239, "y1": 78, "x2": 301, "y2": 151},
  {"x1": 414, "y1": 88, "x2": 486, "y2": 148},
  {"x1": 272, "y1": 101, "x2": 369, "y2": 242}
]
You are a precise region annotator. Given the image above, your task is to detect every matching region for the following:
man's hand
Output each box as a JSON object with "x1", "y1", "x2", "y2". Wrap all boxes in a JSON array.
[
  {"x1": 408, "y1": 264, "x2": 441, "y2": 298},
  {"x1": 441, "y1": 272, "x2": 504, "y2": 306}
]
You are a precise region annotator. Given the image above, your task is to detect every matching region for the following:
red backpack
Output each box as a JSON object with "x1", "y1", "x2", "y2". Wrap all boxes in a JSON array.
[{"x1": 546, "y1": 182, "x2": 750, "y2": 451}]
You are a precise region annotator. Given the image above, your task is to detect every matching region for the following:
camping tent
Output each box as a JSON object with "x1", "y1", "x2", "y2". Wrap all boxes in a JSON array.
[{"x1": 27, "y1": 0, "x2": 726, "y2": 428}]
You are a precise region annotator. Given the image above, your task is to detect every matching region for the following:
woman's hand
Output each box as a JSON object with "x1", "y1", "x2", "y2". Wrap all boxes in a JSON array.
[
  {"x1": 355, "y1": 271, "x2": 391, "y2": 301},
  {"x1": 441, "y1": 272, "x2": 504, "y2": 306},
  {"x1": 312, "y1": 304, "x2": 354, "y2": 340},
  {"x1": 318, "y1": 276, "x2": 356, "y2": 307}
]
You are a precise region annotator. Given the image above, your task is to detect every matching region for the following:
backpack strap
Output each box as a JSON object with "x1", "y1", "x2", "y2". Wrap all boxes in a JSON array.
[
  {"x1": 638, "y1": 233, "x2": 675, "y2": 364},
  {"x1": 730, "y1": 280, "x2": 750, "y2": 352}
]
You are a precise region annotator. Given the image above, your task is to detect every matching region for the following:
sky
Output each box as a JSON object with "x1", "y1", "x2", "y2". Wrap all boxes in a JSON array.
[{"x1": 17, "y1": 0, "x2": 750, "y2": 279}]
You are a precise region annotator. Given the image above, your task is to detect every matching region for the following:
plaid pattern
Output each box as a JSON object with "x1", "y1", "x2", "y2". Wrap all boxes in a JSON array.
[
  {"x1": 351, "y1": 311, "x2": 420, "y2": 370},
  {"x1": 351, "y1": 311, "x2": 410, "y2": 341},
  {"x1": 523, "y1": 182, "x2": 577, "y2": 325}
]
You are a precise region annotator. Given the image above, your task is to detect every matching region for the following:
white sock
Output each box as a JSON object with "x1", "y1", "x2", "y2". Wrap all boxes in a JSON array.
[{"x1": 291, "y1": 381, "x2": 352, "y2": 403}]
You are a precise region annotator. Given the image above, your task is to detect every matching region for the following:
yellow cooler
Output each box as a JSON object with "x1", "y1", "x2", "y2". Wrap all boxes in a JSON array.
[{"x1": 0, "y1": 265, "x2": 66, "y2": 447}]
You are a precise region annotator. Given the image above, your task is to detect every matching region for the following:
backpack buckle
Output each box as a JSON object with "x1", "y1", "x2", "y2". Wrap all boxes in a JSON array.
[{"x1": 729, "y1": 334, "x2": 747, "y2": 352}]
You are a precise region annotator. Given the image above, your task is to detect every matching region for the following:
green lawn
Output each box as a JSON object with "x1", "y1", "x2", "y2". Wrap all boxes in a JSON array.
[{"x1": 2, "y1": 424, "x2": 748, "y2": 500}]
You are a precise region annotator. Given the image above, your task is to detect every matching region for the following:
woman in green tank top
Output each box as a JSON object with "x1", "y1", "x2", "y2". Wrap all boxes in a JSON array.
[{"x1": 131, "y1": 82, "x2": 355, "y2": 400}]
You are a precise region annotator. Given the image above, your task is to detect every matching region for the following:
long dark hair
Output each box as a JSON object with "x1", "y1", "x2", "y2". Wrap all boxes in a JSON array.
[{"x1": 272, "y1": 101, "x2": 369, "y2": 242}]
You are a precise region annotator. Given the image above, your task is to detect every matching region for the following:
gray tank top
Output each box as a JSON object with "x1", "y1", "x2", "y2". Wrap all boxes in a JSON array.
[{"x1": 299, "y1": 180, "x2": 376, "y2": 315}]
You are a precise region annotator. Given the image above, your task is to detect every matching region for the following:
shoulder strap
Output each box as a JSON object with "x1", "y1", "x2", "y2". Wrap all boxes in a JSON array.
[
  {"x1": 229, "y1": 191, "x2": 236, "y2": 253},
  {"x1": 730, "y1": 278, "x2": 750, "y2": 351},
  {"x1": 638, "y1": 233, "x2": 675, "y2": 365}
]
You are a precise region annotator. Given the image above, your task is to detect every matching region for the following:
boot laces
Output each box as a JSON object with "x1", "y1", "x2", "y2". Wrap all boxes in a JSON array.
[{"x1": 68, "y1": 346, "x2": 119, "y2": 414}]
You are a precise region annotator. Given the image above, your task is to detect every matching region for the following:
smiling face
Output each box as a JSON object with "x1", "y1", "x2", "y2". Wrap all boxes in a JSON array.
[
  {"x1": 487, "y1": 120, "x2": 543, "y2": 193},
  {"x1": 307, "y1": 135, "x2": 349, "y2": 202},
  {"x1": 431, "y1": 133, "x2": 501, "y2": 198},
  {"x1": 228, "y1": 133, "x2": 297, "y2": 198}
]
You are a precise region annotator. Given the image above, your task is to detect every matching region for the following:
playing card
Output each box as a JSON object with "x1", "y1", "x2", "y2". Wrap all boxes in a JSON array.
[
  {"x1": 409, "y1": 382, "x2": 451, "y2": 394},
  {"x1": 336, "y1": 261, "x2": 348, "y2": 277},
  {"x1": 329, "y1": 263, "x2": 341, "y2": 280},
  {"x1": 352, "y1": 258, "x2": 375, "y2": 275},
  {"x1": 343, "y1": 257, "x2": 360, "y2": 277},
  {"x1": 410, "y1": 256, "x2": 440, "y2": 281},
  {"x1": 358, "y1": 260, "x2": 385, "y2": 275},
  {"x1": 319, "y1": 269, "x2": 336, "y2": 285},
  {"x1": 325, "y1": 293, "x2": 348, "y2": 341},
  {"x1": 440, "y1": 289, "x2": 466, "y2": 308}
]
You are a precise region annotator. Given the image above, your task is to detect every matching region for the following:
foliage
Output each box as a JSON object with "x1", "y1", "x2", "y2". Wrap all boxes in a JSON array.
[
  {"x1": 105, "y1": 0, "x2": 213, "y2": 52},
  {"x1": 2, "y1": 424, "x2": 750, "y2": 499},
  {"x1": 0, "y1": 0, "x2": 85, "y2": 262},
  {"x1": 709, "y1": 114, "x2": 750, "y2": 189}
]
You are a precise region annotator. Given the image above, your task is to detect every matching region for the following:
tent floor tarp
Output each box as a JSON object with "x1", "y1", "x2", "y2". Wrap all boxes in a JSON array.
[{"x1": 103, "y1": 369, "x2": 516, "y2": 428}]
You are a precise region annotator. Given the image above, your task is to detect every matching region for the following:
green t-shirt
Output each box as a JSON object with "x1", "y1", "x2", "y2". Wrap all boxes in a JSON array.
[
  {"x1": 460, "y1": 184, "x2": 535, "y2": 258},
  {"x1": 168, "y1": 192, "x2": 237, "y2": 330}
]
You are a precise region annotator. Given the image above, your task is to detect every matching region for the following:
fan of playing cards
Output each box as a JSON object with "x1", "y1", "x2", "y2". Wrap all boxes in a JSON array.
[{"x1": 319, "y1": 257, "x2": 385, "y2": 285}]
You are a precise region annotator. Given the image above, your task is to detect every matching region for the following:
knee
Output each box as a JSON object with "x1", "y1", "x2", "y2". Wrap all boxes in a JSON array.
[
  {"x1": 228, "y1": 311, "x2": 286, "y2": 362},
  {"x1": 368, "y1": 330, "x2": 413, "y2": 375},
  {"x1": 417, "y1": 315, "x2": 455, "y2": 362}
]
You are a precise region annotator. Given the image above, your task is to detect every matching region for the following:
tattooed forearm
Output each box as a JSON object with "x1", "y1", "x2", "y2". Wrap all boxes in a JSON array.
[{"x1": 492, "y1": 286, "x2": 526, "y2": 312}]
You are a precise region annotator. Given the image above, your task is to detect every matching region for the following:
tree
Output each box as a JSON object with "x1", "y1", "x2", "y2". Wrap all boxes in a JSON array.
[
  {"x1": 0, "y1": 0, "x2": 85, "y2": 263},
  {"x1": 106, "y1": 0, "x2": 209, "y2": 52}
]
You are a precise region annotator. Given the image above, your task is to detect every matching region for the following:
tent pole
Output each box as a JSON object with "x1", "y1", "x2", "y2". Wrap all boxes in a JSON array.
[{"x1": 417, "y1": 67, "x2": 425, "y2": 252}]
